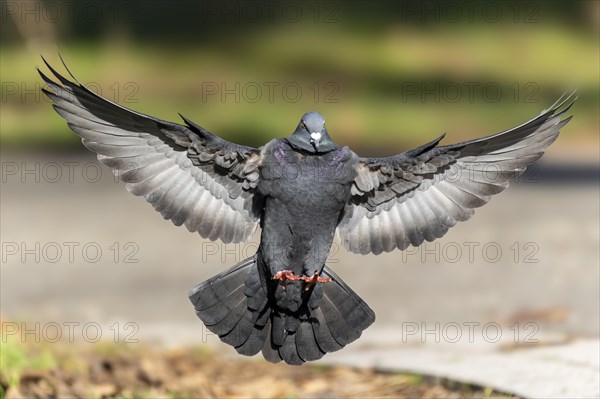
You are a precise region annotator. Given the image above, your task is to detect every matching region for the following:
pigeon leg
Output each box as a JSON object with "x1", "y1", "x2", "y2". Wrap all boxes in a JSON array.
[
  {"x1": 272, "y1": 270, "x2": 302, "y2": 290},
  {"x1": 302, "y1": 271, "x2": 332, "y2": 291}
]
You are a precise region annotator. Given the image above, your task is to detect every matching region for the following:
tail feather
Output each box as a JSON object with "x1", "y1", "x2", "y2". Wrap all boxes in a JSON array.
[
  {"x1": 208, "y1": 298, "x2": 247, "y2": 335},
  {"x1": 221, "y1": 309, "x2": 254, "y2": 348},
  {"x1": 271, "y1": 312, "x2": 285, "y2": 346},
  {"x1": 252, "y1": 301, "x2": 271, "y2": 325},
  {"x1": 284, "y1": 313, "x2": 300, "y2": 333},
  {"x1": 296, "y1": 320, "x2": 325, "y2": 362},
  {"x1": 247, "y1": 288, "x2": 267, "y2": 311},
  {"x1": 261, "y1": 319, "x2": 282, "y2": 363},
  {"x1": 235, "y1": 322, "x2": 267, "y2": 356},
  {"x1": 190, "y1": 258, "x2": 252, "y2": 310},
  {"x1": 321, "y1": 266, "x2": 376, "y2": 332},
  {"x1": 197, "y1": 288, "x2": 245, "y2": 326},
  {"x1": 189, "y1": 258, "x2": 375, "y2": 365},
  {"x1": 311, "y1": 307, "x2": 344, "y2": 353},
  {"x1": 279, "y1": 332, "x2": 303, "y2": 365},
  {"x1": 318, "y1": 294, "x2": 361, "y2": 345}
]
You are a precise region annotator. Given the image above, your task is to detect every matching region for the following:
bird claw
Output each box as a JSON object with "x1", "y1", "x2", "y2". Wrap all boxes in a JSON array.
[
  {"x1": 272, "y1": 270, "x2": 331, "y2": 290},
  {"x1": 302, "y1": 271, "x2": 332, "y2": 291},
  {"x1": 272, "y1": 270, "x2": 302, "y2": 290}
]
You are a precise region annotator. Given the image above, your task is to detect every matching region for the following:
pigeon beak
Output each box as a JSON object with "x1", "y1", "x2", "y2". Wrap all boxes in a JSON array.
[
  {"x1": 310, "y1": 139, "x2": 320, "y2": 151},
  {"x1": 310, "y1": 132, "x2": 322, "y2": 151}
]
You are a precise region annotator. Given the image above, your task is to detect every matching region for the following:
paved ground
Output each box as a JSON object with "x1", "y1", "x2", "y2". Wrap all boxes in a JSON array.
[
  {"x1": 2, "y1": 152, "x2": 599, "y2": 397},
  {"x1": 327, "y1": 338, "x2": 600, "y2": 399}
]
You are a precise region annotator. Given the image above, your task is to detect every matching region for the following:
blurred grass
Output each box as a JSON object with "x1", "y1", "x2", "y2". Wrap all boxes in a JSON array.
[
  {"x1": 0, "y1": 332, "x2": 520, "y2": 399},
  {"x1": 1, "y1": 4, "x2": 598, "y2": 159},
  {"x1": 0, "y1": 329, "x2": 57, "y2": 389}
]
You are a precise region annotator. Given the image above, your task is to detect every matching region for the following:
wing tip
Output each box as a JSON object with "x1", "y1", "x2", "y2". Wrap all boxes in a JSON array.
[
  {"x1": 40, "y1": 54, "x2": 75, "y2": 87},
  {"x1": 404, "y1": 132, "x2": 446, "y2": 157},
  {"x1": 546, "y1": 90, "x2": 577, "y2": 115},
  {"x1": 57, "y1": 51, "x2": 79, "y2": 82},
  {"x1": 179, "y1": 113, "x2": 211, "y2": 138}
]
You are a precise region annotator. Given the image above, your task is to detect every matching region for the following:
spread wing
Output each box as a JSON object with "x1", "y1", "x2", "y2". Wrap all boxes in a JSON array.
[
  {"x1": 39, "y1": 57, "x2": 264, "y2": 243},
  {"x1": 337, "y1": 93, "x2": 576, "y2": 255}
]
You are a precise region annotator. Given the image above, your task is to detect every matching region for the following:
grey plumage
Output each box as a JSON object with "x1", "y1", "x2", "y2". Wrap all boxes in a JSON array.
[
  {"x1": 39, "y1": 58, "x2": 261, "y2": 244},
  {"x1": 39, "y1": 56, "x2": 574, "y2": 365},
  {"x1": 337, "y1": 93, "x2": 575, "y2": 255}
]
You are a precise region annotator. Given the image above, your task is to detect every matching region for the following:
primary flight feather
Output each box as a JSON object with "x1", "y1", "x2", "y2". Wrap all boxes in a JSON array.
[{"x1": 39, "y1": 57, "x2": 575, "y2": 365}]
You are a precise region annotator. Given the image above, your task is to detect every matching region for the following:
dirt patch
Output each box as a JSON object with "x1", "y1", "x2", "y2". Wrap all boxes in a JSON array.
[{"x1": 1, "y1": 342, "x2": 519, "y2": 399}]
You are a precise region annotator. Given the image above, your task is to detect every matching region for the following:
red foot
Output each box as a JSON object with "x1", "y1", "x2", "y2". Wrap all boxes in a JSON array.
[
  {"x1": 271, "y1": 270, "x2": 332, "y2": 290},
  {"x1": 272, "y1": 270, "x2": 302, "y2": 289},
  {"x1": 302, "y1": 272, "x2": 332, "y2": 291}
]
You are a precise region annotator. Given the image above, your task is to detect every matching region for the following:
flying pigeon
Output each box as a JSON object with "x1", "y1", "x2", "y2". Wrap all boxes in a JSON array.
[{"x1": 39, "y1": 57, "x2": 575, "y2": 365}]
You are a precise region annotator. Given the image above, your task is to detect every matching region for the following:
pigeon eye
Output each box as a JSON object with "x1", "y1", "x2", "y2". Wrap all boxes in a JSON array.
[{"x1": 301, "y1": 122, "x2": 307, "y2": 129}]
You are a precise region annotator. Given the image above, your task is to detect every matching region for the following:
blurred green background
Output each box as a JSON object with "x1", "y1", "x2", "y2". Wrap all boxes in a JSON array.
[{"x1": 1, "y1": 0, "x2": 598, "y2": 160}]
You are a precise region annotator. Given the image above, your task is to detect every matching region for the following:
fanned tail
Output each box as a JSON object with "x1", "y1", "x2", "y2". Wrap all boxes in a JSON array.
[{"x1": 189, "y1": 258, "x2": 375, "y2": 365}]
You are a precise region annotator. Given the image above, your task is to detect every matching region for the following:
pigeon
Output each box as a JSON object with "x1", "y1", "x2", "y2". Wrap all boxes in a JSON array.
[{"x1": 39, "y1": 57, "x2": 575, "y2": 365}]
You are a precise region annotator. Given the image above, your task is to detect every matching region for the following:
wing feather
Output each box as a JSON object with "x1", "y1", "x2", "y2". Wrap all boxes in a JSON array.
[
  {"x1": 338, "y1": 93, "x2": 575, "y2": 254},
  {"x1": 40, "y1": 57, "x2": 264, "y2": 243}
]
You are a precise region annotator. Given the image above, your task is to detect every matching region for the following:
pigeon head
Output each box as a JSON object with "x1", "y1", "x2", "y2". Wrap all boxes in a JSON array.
[{"x1": 288, "y1": 112, "x2": 338, "y2": 153}]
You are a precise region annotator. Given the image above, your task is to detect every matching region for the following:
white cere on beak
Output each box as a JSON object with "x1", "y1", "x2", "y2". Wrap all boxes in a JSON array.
[{"x1": 310, "y1": 132, "x2": 322, "y2": 141}]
